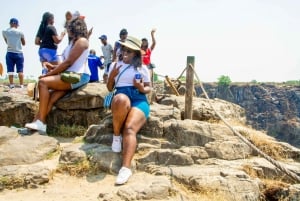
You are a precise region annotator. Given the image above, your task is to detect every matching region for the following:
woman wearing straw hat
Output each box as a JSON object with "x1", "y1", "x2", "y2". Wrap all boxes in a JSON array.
[{"x1": 106, "y1": 36, "x2": 151, "y2": 185}]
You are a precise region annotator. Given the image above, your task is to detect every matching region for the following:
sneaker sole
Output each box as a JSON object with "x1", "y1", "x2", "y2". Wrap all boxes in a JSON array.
[{"x1": 25, "y1": 125, "x2": 47, "y2": 135}]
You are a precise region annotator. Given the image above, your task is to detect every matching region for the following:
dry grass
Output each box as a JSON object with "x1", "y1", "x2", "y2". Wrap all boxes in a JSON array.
[
  {"x1": 72, "y1": 136, "x2": 85, "y2": 144},
  {"x1": 261, "y1": 179, "x2": 290, "y2": 201},
  {"x1": 0, "y1": 176, "x2": 24, "y2": 190},
  {"x1": 56, "y1": 160, "x2": 91, "y2": 177},
  {"x1": 241, "y1": 164, "x2": 260, "y2": 178},
  {"x1": 196, "y1": 188, "x2": 232, "y2": 201},
  {"x1": 55, "y1": 158, "x2": 103, "y2": 177},
  {"x1": 241, "y1": 165, "x2": 292, "y2": 200},
  {"x1": 168, "y1": 179, "x2": 232, "y2": 201},
  {"x1": 44, "y1": 148, "x2": 61, "y2": 160},
  {"x1": 216, "y1": 119, "x2": 288, "y2": 160},
  {"x1": 233, "y1": 126, "x2": 288, "y2": 160}
]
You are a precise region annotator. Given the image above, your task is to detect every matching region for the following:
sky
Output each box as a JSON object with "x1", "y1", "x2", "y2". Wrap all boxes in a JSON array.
[{"x1": 0, "y1": 0, "x2": 300, "y2": 82}]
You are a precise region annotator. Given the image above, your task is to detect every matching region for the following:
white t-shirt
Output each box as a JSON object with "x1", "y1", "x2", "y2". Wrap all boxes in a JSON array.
[{"x1": 108, "y1": 61, "x2": 150, "y2": 87}]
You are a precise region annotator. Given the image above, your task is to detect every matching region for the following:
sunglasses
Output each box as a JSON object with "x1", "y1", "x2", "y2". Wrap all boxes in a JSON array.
[{"x1": 122, "y1": 48, "x2": 134, "y2": 54}]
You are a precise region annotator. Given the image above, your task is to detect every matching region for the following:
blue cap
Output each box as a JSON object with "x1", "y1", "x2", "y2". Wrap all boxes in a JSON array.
[
  {"x1": 9, "y1": 18, "x2": 19, "y2": 26},
  {"x1": 99, "y1": 35, "x2": 107, "y2": 40}
]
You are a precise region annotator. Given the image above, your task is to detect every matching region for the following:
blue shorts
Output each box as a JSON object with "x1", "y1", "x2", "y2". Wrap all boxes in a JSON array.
[
  {"x1": 71, "y1": 73, "x2": 90, "y2": 90},
  {"x1": 115, "y1": 86, "x2": 150, "y2": 118},
  {"x1": 6, "y1": 52, "x2": 24, "y2": 73},
  {"x1": 38, "y1": 48, "x2": 58, "y2": 62}
]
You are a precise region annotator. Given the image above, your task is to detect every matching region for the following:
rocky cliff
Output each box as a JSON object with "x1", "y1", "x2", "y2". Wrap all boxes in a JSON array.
[{"x1": 192, "y1": 83, "x2": 300, "y2": 148}]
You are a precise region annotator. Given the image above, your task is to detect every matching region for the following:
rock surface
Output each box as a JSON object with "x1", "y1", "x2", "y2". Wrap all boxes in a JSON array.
[{"x1": 0, "y1": 83, "x2": 299, "y2": 201}]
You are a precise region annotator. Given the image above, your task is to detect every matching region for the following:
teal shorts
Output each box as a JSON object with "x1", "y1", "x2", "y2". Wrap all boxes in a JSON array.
[
  {"x1": 115, "y1": 86, "x2": 150, "y2": 118},
  {"x1": 71, "y1": 73, "x2": 90, "y2": 89}
]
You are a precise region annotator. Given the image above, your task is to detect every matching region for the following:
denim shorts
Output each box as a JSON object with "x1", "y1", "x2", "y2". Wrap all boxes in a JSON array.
[
  {"x1": 38, "y1": 48, "x2": 58, "y2": 62},
  {"x1": 71, "y1": 73, "x2": 90, "y2": 90},
  {"x1": 6, "y1": 52, "x2": 24, "y2": 73},
  {"x1": 115, "y1": 86, "x2": 150, "y2": 118}
]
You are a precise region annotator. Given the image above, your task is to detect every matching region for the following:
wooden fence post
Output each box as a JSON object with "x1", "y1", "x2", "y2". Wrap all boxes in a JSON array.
[{"x1": 184, "y1": 56, "x2": 195, "y2": 119}]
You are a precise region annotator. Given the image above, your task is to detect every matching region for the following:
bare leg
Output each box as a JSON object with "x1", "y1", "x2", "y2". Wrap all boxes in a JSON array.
[
  {"x1": 47, "y1": 90, "x2": 68, "y2": 114},
  {"x1": 8, "y1": 74, "x2": 14, "y2": 85},
  {"x1": 35, "y1": 90, "x2": 68, "y2": 121},
  {"x1": 122, "y1": 108, "x2": 146, "y2": 167},
  {"x1": 35, "y1": 75, "x2": 71, "y2": 123},
  {"x1": 18, "y1": 72, "x2": 24, "y2": 86},
  {"x1": 111, "y1": 94, "x2": 131, "y2": 136},
  {"x1": 103, "y1": 74, "x2": 108, "y2": 83},
  {"x1": 37, "y1": 79, "x2": 51, "y2": 123}
]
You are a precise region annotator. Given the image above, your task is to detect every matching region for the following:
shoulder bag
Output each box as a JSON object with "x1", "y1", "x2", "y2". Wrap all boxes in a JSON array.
[
  {"x1": 61, "y1": 71, "x2": 81, "y2": 84},
  {"x1": 103, "y1": 64, "x2": 131, "y2": 109}
]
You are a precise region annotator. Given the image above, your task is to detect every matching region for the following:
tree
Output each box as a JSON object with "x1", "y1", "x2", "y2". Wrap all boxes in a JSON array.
[{"x1": 217, "y1": 75, "x2": 231, "y2": 87}]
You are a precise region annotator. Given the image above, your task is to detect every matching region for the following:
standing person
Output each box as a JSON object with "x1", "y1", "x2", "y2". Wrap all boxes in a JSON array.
[
  {"x1": 35, "y1": 12, "x2": 65, "y2": 69},
  {"x1": 141, "y1": 28, "x2": 156, "y2": 83},
  {"x1": 106, "y1": 36, "x2": 151, "y2": 185},
  {"x1": 72, "y1": 10, "x2": 93, "y2": 39},
  {"x1": 2, "y1": 18, "x2": 26, "y2": 89},
  {"x1": 112, "y1": 28, "x2": 128, "y2": 62},
  {"x1": 87, "y1": 49, "x2": 103, "y2": 82},
  {"x1": 64, "y1": 11, "x2": 73, "y2": 44},
  {"x1": 99, "y1": 34, "x2": 113, "y2": 83},
  {"x1": 25, "y1": 17, "x2": 90, "y2": 133}
]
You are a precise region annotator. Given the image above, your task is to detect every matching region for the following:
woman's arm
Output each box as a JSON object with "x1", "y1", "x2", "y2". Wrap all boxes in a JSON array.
[
  {"x1": 150, "y1": 29, "x2": 156, "y2": 51},
  {"x1": 52, "y1": 31, "x2": 65, "y2": 44},
  {"x1": 106, "y1": 63, "x2": 119, "y2": 91},
  {"x1": 134, "y1": 80, "x2": 151, "y2": 94},
  {"x1": 134, "y1": 66, "x2": 152, "y2": 94},
  {"x1": 35, "y1": 36, "x2": 41, "y2": 45}
]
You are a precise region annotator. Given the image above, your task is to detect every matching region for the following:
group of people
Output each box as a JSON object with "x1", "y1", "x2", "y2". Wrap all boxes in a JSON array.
[
  {"x1": 2, "y1": 11, "x2": 158, "y2": 185},
  {"x1": 92, "y1": 27, "x2": 157, "y2": 85}
]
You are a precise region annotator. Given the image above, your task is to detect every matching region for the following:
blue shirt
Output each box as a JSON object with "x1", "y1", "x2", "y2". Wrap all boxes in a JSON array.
[{"x1": 87, "y1": 54, "x2": 103, "y2": 82}]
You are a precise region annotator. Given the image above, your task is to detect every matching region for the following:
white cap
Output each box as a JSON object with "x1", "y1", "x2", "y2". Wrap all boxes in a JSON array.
[{"x1": 72, "y1": 11, "x2": 80, "y2": 19}]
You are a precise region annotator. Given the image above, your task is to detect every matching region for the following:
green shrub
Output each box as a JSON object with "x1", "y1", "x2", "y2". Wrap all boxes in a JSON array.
[
  {"x1": 285, "y1": 80, "x2": 300, "y2": 86},
  {"x1": 217, "y1": 75, "x2": 231, "y2": 87}
]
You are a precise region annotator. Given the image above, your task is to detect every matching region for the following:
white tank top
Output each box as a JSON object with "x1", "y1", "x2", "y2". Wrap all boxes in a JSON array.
[{"x1": 62, "y1": 42, "x2": 91, "y2": 75}]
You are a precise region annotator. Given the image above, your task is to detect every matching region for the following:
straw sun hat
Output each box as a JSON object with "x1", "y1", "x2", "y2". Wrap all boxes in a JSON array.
[{"x1": 118, "y1": 36, "x2": 142, "y2": 51}]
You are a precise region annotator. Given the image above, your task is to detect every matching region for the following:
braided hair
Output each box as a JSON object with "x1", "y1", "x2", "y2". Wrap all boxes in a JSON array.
[{"x1": 36, "y1": 12, "x2": 54, "y2": 38}]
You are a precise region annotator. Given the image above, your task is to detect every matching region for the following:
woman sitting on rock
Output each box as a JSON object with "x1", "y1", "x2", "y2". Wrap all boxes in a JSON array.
[
  {"x1": 25, "y1": 17, "x2": 90, "y2": 134},
  {"x1": 106, "y1": 36, "x2": 151, "y2": 185}
]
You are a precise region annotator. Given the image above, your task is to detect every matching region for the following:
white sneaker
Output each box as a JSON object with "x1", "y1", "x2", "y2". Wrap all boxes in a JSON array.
[
  {"x1": 25, "y1": 120, "x2": 47, "y2": 133},
  {"x1": 112, "y1": 135, "x2": 122, "y2": 153},
  {"x1": 115, "y1": 167, "x2": 132, "y2": 185}
]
